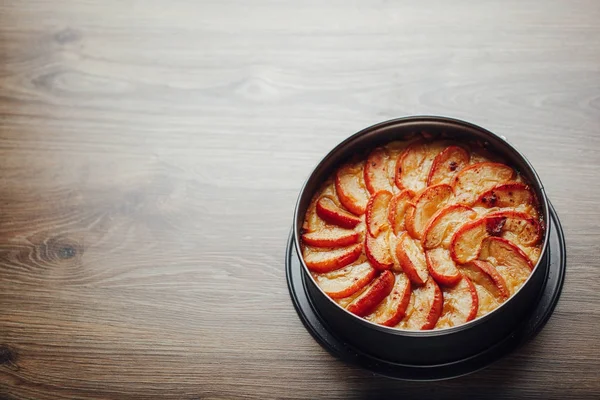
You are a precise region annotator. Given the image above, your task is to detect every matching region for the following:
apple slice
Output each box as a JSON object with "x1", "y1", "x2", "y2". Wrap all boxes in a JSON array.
[
  {"x1": 405, "y1": 184, "x2": 454, "y2": 239},
  {"x1": 336, "y1": 290, "x2": 362, "y2": 308},
  {"x1": 365, "y1": 230, "x2": 394, "y2": 270},
  {"x1": 461, "y1": 260, "x2": 510, "y2": 301},
  {"x1": 422, "y1": 204, "x2": 477, "y2": 249},
  {"x1": 487, "y1": 210, "x2": 541, "y2": 246},
  {"x1": 387, "y1": 231, "x2": 403, "y2": 273},
  {"x1": 435, "y1": 276, "x2": 478, "y2": 329},
  {"x1": 479, "y1": 237, "x2": 533, "y2": 295},
  {"x1": 395, "y1": 141, "x2": 444, "y2": 192},
  {"x1": 395, "y1": 232, "x2": 429, "y2": 285},
  {"x1": 313, "y1": 262, "x2": 377, "y2": 299},
  {"x1": 386, "y1": 143, "x2": 406, "y2": 186},
  {"x1": 303, "y1": 243, "x2": 363, "y2": 273},
  {"x1": 398, "y1": 277, "x2": 443, "y2": 330},
  {"x1": 387, "y1": 190, "x2": 415, "y2": 235},
  {"x1": 427, "y1": 145, "x2": 470, "y2": 186},
  {"x1": 335, "y1": 162, "x2": 370, "y2": 215},
  {"x1": 364, "y1": 148, "x2": 394, "y2": 194},
  {"x1": 468, "y1": 281, "x2": 502, "y2": 318},
  {"x1": 403, "y1": 205, "x2": 416, "y2": 237},
  {"x1": 474, "y1": 183, "x2": 535, "y2": 209},
  {"x1": 452, "y1": 162, "x2": 515, "y2": 205},
  {"x1": 347, "y1": 270, "x2": 395, "y2": 317},
  {"x1": 449, "y1": 215, "x2": 507, "y2": 264},
  {"x1": 302, "y1": 228, "x2": 360, "y2": 248},
  {"x1": 426, "y1": 248, "x2": 462, "y2": 286},
  {"x1": 522, "y1": 246, "x2": 542, "y2": 266},
  {"x1": 303, "y1": 198, "x2": 327, "y2": 233},
  {"x1": 366, "y1": 273, "x2": 412, "y2": 326},
  {"x1": 303, "y1": 182, "x2": 338, "y2": 232},
  {"x1": 480, "y1": 237, "x2": 534, "y2": 270},
  {"x1": 366, "y1": 190, "x2": 393, "y2": 237},
  {"x1": 316, "y1": 196, "x2": 361, "y2": 229}
]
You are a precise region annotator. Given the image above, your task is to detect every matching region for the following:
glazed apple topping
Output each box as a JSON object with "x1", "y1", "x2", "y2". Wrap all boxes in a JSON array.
[
  {"x1": 453, "y1": 162, "x2": 515, "y2": 205},
  {"x1": 365, "y1": 230, "x2": 394, "y2": 270},
  {"x1": 395, "y1": 141, "x2": 446, "y2": 193},
  {"x1": 478, "y1": 237, "x2": 533, "y2": 295},
  {"x1": 303, "y1": 244, "x2": 363, "y2": 273},
  {"x1": 396, "y1": 232, "x2": 429, "y2": 285},
  {"x1": 364, "y1": 148, "x2": 394, "y2": 194},
  {"x1": 426, "y1": 247, "x2": 462, "y2": 286},
  {"x1": 388, "y1": 190, "x2": 415, "y2": 235},
  {"x1": 301, "y1": 137, "x2": 543, "y2": 330},
  {"x1": 313, "y1": 262, "x2": 377, "y2": 299},
  {"x1": 398, "y1": 277, "x2": 443, "y2": 330},
  {"x1": 366, "y1": 273, "x2": 412, "y2": 326},
  {"x1": 316, "y1": 196, "x2": 361, "y2": 229},
  {"x1": 347, "y1": 270, "x2": 396, "y2": 317},
  {"x1": 335, "y1": 162, "x2": 370, "y2": 215},
  {"x1": 435, "y1": 276, "x2": 478, "y2": 329},
  {"x1": 302, "y1": 228, "x2": 359, "y2": 248},
  {"x1": 366, "y1": 190, "x2": 393, "y2": 237},
  {"x1": 422, "y1": 204, "x2": 477, "y2": 249},
  {"x1": 428, "y1": 145, "x2": 470, "y2": 186},
  {"x1": 405, "y1": 184, "x2": 454, "y2": 239}
]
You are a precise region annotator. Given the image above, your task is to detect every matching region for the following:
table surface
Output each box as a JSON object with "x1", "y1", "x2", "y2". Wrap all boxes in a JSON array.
[{"x1": 1, "y1": 1, "x2": 599, "y2": 399}]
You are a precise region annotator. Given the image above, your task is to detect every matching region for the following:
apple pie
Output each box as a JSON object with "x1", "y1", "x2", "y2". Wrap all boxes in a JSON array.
[{"x1": 301, "y1": 136, "x2": 543, "y2": 330}]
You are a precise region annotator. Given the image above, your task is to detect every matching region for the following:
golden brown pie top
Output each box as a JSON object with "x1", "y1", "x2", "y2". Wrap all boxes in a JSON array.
[{"x1": 300, "y1": 137, "x2": 543, "y2": 330}]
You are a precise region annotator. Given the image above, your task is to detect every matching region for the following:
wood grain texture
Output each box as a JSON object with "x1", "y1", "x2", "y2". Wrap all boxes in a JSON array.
[{"x1": 0, "y1": 0, "x2": 599, "y2": 398}]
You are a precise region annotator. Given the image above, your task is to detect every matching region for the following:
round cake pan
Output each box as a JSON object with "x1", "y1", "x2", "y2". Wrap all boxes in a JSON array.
[{"x1": 293, "y1": 116, "x2": 551, "y2": 366}]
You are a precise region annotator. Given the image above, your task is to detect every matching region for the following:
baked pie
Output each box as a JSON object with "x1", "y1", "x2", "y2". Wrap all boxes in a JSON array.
[{"x1": 301, "y1": 136, "x2": 543, "y2": 330}]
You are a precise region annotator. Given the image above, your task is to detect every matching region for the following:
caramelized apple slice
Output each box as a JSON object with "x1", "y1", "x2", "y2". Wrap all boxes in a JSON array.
[
  {"x1": 303, "y1": 202, "x2": 326, "y2": 234},
  {"x1": 426, "y1": 248, "x2": 462, "y2": 286},
  {"x1": 522, "y1": 246, "x2": 542, "y2": 266},
  {"x1": 427, "y1": 145, "x2": 470, "y2": 186},
  {"x1": 303, "y1": 182, "x2": 341, "y2": 233},
  {"x1": 449, "y1": 215, "x2": 507, "y2": 264},
  {"x1": 474, "y1": 183, "x2": 535, "y2": 209},
  {"x1": 303, "y1": 243, "x2": 363, "y2": 273},
  {"x1": 435, "y1": 277, "x2": 478, "y2": 329},
  {"x1": 316, "y1": 196, "x2": 361, "y2": 229},
  {"x1": 403, "y1": 205, "x2": 416, "y2": 237},
  {"x1": 487, "y1": 210, "x2": 541, "y2": 246},
  {"x1": 365, "y1": 229, "x2": 394, "y2": 270},
  {"x1": 406, "y1": 184, "x2": 454, "y2": 239},
  {"x1": 397, "y1": 277, "x2": 443, "y2": 330},
  {"x1": 313, "y1": 262, "x2": 377, "y2": 299},
  {"x1": 422, "y1": 204, "x2": 477, "y2": 249},
  {"x1": 335, "y1": 162, "x2": 369, "y2": 215},
  {"x1": 387, "y1": 231, "x2": 403, "y2": 273},
  {"x1": 467, "y1": 280, "x2": 502, "y2": 318},
  {"x1": 385, "y1": 142, "x2": 407, "y2": 185},
  {"x1": 461, "y1": 260, "x2": 510, "y2": 301},
  {"x1": 395, "y1": 232, "x2": 429, "y2": 285},
  {"x1": 395, "y1": 141, "x2": 444, "y2": 192},
  {"x1": 453, "y1": 162, "x2": 515, "y2": 205},
  {"x1": 347, "y1": 270, "x2": 395, "y2": 317},
  {"x1": 364, "y1": 148, "x2": 394, "y2": 194},
  {"x1": 367, "y1": 273, "x2": 412, "y2": 326},
  {"x1": 449, "y1": 210, "x2": 541, "y2": 265},
  {"x1": 479, "y1": 237, "x2": 533, "y2": 294},
  {"x1": 302, "y1": 228, "x2": 360, "y2": 248},
  {"x1": 387, "y1": 190, "x2": 415, "y2": 235},
  {"x1": 480, "y1": 237, "x2": 534, "y2": 270},
  {"x1": 366, "y1": 190, "x2": 393, "y2": 237}
]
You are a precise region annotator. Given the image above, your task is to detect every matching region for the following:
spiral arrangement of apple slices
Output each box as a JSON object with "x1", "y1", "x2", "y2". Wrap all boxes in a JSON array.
[{"x1": 301, "y1": 138, "x2": 543, "y2": 330}]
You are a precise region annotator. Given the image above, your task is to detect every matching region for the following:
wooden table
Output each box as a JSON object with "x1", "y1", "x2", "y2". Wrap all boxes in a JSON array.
[{"x1": 1, "y1": 1, "x2": 598, "y2": 398}]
